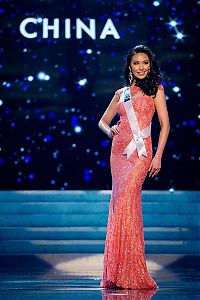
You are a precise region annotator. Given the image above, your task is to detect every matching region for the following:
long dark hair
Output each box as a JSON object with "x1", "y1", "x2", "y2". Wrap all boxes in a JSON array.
[{"x1": 125, "y1": 45, "x2": 163, "y2": 97}]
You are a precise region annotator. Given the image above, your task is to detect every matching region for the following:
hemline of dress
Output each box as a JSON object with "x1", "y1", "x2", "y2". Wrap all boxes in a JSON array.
[{"x1": 100, "y1": 280, "x2": 158, "y2": 290}]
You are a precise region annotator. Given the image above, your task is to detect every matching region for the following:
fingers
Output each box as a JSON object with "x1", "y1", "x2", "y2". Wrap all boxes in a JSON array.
[
  {"x1": 148, "y1": 157, "x2": 161, "y2": 177},
  {"x1": 111, "y1": 125, "x2": 119, "y2": 134},
  {"x1": 148, "y1": 162, "x2": 152, "y2": 172},
  {"x1": 108, "y1": 125, "x2": 119, "y2": 138},
  {"x1": 149, "y1": 168, "x2": 161, "y2": 177},
  {"x1": 108, "y1": 131, "x2": 114, "y2": 138}
]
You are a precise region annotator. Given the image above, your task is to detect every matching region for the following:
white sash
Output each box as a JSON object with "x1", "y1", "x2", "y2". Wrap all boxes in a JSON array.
[{"x1": 122, "y1": 87, "x2": 151, "y2": 158}]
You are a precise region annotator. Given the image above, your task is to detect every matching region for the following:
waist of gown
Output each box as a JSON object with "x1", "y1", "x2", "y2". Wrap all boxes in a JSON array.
[
  {"x1": 112, "y1": 116, "x2": 152, "y2": 158},
  {"x1": 117, "y1": 117, "x2": 151, "y2": 133}
]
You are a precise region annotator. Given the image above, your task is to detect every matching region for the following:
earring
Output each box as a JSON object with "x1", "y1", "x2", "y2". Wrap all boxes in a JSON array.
[
  {"x1": 128, "y1": 68, "x2": 133, "y2": 85},
  {"x1": 147, "y1": 69, "x2": 150, "y2": 78}
]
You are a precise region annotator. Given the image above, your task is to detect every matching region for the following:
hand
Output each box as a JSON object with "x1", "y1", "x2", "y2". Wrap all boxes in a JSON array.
[
  {"x1": 148, "y1": 155, "x2": 161, "y2": 177},
  {"x1": 108, "y1": 124, "x2": 119, "y2": 138}
]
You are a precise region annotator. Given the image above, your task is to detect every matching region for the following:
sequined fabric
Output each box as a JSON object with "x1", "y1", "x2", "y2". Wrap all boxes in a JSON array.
[{"x1": 100, "y1": 84, "x2": 163, "y2": 290}]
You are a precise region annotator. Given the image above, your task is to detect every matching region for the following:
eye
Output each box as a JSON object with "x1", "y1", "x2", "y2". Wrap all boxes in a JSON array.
[
  {"x1": 133, "y1": 62, "x2": 139, "y2": 65},
  {"x1": 144, "y1": 61, "x2": 149, "y2": 64}
]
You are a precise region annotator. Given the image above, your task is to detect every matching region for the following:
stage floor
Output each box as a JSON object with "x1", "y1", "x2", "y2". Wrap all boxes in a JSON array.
[{"x1": 0, "y1": 254, "x2": 199, "y2": 299}]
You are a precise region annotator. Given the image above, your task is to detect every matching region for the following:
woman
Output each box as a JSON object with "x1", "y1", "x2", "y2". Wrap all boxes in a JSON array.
[{"x1": 98, "y1": 45, "x2": 170, "y2": 290}]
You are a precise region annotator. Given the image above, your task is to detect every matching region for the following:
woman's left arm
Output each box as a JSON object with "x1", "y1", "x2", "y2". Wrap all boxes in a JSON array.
[{"x1": 148, "y1": 87, "x2": 170, "y2": 177}]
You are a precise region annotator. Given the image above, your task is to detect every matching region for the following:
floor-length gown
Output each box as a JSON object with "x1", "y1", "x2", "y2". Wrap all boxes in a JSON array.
[{"x1": 100, "y1": 84, "x2": 162, "y2": 290}]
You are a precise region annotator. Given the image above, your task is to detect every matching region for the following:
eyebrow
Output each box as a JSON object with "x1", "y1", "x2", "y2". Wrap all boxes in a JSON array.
[{"x1": 132, "y1": 60, "x2": 149, "y2": 62}]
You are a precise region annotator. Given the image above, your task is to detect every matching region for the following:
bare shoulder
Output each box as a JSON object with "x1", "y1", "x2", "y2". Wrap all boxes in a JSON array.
[
  {"x1": 158, "y1": 83, "x2": 165, "y2": 91},
  {"x1": 114, "y1": 87, "x2": 124, "y2": 96},
  {"x1": 153, "y1": 84, "x2": 165, "y2": 101},
  {"x1": 152, "y1": 84, "x2": 168, "y2": 115},
  {"x1": 113, "y1": 87, "x2": 124, "y2": 103}
]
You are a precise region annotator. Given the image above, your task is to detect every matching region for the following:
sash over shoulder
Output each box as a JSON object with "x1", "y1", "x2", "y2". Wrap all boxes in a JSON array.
[{"x1": 121, "y1": 86, "x2": 151, "y2": 158}]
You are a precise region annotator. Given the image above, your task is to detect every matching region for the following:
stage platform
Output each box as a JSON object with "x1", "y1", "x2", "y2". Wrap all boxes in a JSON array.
[
  {"x1": 0, "y1": 190, "x2": 199, "y2": 299},
  {"x1": 0, "y1": 254, "x2": 199, "y2": 299}
]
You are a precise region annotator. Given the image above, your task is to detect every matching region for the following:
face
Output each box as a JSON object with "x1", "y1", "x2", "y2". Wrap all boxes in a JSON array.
[{"x1": 130, "y1": 52, "x2": 150, "y2": 80}]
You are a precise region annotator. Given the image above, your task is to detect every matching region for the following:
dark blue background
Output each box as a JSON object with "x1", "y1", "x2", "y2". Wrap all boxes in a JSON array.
[{"x1": 0, "y1": 0, "x2": 199, "y2": 190}]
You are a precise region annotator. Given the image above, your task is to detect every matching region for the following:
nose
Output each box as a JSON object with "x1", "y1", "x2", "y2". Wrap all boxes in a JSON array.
[{"x1": 139, "y1": 63, "x2": 144, "y2": 70}]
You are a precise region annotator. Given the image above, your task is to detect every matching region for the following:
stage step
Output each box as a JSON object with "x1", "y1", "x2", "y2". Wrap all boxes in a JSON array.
[
  {"x1": 0, "y1": 201, "x2": 199, "y2": 214},
  {"x1": 0, "y1": 226, "x2": 198, "y2": 240},
  {"x1": 0, "y1": 190, "x2": 199, "y2": 255},
  {"x1": 0, "y1": 190, "x2": 199, "y2": 202},
  {"x1": 0, "y1": 240, "x2": 199, "y2": 254},
  {"x1": 0, "y1": 213, "x2": 199, "y2": 227}
]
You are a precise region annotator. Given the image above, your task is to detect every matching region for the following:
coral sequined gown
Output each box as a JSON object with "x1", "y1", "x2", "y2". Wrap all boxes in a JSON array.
[{"x1": 100, "y1": 84, "x2": 163, "y2": 290}]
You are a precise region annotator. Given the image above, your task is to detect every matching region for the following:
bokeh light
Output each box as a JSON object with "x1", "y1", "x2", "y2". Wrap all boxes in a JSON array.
[{"x1": 0, "y1": 0, "x2": 198, "y2": 190}]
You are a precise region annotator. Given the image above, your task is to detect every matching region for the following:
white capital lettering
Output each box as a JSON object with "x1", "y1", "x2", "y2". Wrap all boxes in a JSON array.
[
  {"x1": 76, "y1": 18, "x2": 96, "y2": 40},
  {"x1": 19, "y1": 17, "x2": 37, "y2": 39},
  {"x1": 100, "y1": 18, "x2": 120, "y2": 39},
  {"x1": 43, "y1": 18, "x2": 59, "y2": 38},
  {"x1": 65, "y1": 19, "x2": 71, "y2": 39}
]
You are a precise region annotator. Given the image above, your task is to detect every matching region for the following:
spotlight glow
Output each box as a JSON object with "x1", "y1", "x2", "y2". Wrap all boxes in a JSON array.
[
  {"x1": 153, "y1": 1, "x2": 160, "y2": 6},
  {"x1": 27, "y1": 75, "x2": 34, "y2": 82},
  {"x1": 86, "y1": 49, "x2": 92, "y2": 54},
  {"x1": 173, "y1": 86, "x2": 180, "y2": 93},
  {"x1": 176, "y1": 32, "x2": 184, "y2": 39},
  {"x1": 36, "y1": 17, "x2": 43, "y2": 23},
  {"x1": 37, "y1": 72, "x2": 50, "y2": 81},
  {"x1": 169, "y1": 20, "x2": 178, "y2": 27},
  {"x1": 37, "y1": 72, "x2": 46, "y2": 80},
  {"x1": 74, "y1": 125, "x2": 82, "y2": 133},
  {"x1": 78, "y1": 78, "x2": 87, "y2": 86},
  {"x1": 44, "y1": 74, "x2": 50, "y2": 81}
]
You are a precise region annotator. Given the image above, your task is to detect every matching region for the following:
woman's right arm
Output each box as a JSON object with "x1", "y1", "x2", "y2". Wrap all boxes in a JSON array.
[{"x1": 98, "y1": 92, "x2": 120, "y2": 138}]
